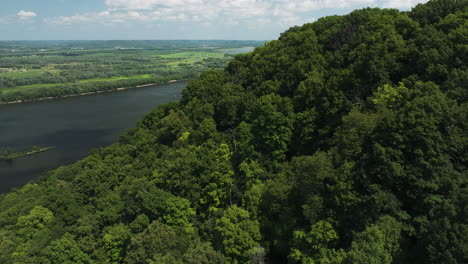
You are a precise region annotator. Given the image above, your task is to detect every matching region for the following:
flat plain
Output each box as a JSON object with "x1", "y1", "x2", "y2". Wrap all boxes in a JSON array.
[{"x1": 0, "y1": 40, "x2": 261, "y2": 102}]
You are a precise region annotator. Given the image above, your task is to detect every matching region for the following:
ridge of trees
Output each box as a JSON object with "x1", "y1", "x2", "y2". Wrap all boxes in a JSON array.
[{"x1": 0, "y1": 0, "x2": 467, "y2": 263}]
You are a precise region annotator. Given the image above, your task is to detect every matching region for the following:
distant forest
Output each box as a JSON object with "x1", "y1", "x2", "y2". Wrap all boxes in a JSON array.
[
  {"x1": 0, "y1": 0, "x2": 467, "y2": 263},
  {"x1": 0, "y1": 40, "x2": 261, "y2": 103}
]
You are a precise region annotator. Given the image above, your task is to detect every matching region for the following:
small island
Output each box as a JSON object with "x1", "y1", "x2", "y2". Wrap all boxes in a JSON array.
[{"x1": 0, "y1": 146, "x2": 55, "y2": 162}]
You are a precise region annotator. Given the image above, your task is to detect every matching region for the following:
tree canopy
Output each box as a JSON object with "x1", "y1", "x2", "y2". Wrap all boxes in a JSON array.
[{"x1": 0, "y1": 0, "x2": 467, "y2": 263}]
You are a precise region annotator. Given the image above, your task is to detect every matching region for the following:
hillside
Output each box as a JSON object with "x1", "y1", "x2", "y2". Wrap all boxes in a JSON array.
[{"x1": 0, "y1": 0, "x2": 467, "y2": 263}]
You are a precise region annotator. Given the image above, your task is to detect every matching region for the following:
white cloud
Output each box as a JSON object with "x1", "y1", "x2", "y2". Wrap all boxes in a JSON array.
[
  {"x1": 43, "y1": 0, "x2": 429, "y2": 28},
  {"x1": 17, "y1": 10, "x2": 37, "y2": 21},
  {"x1": 45, "y1": 14, "x2": 94, "y2": 25},
  {"x1": 379, "y1": 0, "x2": 428, "y2": 9},
  {"x1": 105, "y1": 0, "x2": 205, "y2": 10}
]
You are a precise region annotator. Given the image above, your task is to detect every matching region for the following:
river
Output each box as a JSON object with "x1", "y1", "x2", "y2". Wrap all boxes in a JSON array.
[{"x1": 0, "y1": 81, "x2": 187, "y2": 193}]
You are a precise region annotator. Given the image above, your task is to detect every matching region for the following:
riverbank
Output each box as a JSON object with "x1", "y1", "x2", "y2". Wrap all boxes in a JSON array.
[{"x1": 0, "y1": 80, "x2": 180, "y2": 105}]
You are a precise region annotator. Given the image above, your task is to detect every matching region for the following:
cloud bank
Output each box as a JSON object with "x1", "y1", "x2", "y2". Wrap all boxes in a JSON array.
[{"x1": 44, "y1": 0, "x2": 429, "y2": 26}]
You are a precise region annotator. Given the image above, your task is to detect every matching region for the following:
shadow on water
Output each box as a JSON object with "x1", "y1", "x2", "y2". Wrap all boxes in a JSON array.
[
  {"x1": 0, "y1": 159, "x2": 13, "y2": 167},
  {"x1": 37, "y1": 128, "x2": 116, "y2": 146}
]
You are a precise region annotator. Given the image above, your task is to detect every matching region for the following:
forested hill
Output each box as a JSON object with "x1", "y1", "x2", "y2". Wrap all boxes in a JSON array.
[{"x1": 1, "y1": 0, "x2": 467, "y2": 263}]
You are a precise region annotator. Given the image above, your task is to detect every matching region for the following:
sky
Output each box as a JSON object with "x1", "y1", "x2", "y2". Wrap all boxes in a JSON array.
[{"x1": 0, "y1": 0, "x2": 430, "y2": 40}]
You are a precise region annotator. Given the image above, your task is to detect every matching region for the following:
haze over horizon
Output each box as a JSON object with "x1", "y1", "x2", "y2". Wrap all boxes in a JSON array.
[{"x1": 1, "y1": 0, "x2": 429, "y2": 41}]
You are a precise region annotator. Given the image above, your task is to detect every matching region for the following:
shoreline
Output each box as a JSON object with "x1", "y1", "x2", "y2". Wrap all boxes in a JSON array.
[
  {"x1": 0, "y1": 80, "x2": 180, "y2": 105},
  {"x1": 0, "y1": 146, "x2": 55, "y2": 162}
]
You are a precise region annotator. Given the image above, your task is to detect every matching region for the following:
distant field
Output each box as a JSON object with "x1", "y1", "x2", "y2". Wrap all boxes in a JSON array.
[
  {"x1": 2, "y1": 74, "x2": 155, "y2": 94},
  {"x1": 0, "y1": 40, "x2": 263, "y2": 102},
  {"x1": 214, "y1": 47, "x2": 256, "y2": 53},
  {"x1": 0, "y1": 68, "x2": 60, "y2": 78},
  {"x1": 159, "y1": 51, "x2": 225, "y2": 58},
  {"x1": 160, "y1": 52, "x2": 226, "y2": 66}
]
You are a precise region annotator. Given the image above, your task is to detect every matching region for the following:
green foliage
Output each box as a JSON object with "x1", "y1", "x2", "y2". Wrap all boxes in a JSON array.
[
  {"x1": 214, "y1": 205, "x2": 261, "y2": 263},
  {"x1": 129, "y1": 214, "x2": 150, "y2": 233},
  {"x1": 42, "y1": 233, "x2": 93, "y2": 264},
  {"x1": 246, "y1": 93, "x2": 294, "y2": 162},
  {"x1": 101, "y1": 224, "x2": 131, "y2": 263},
  {"x1": 371, "y1": 82, "x2": 408, "y2": 108},
  {"x1": 345, "y1": 216, "x2": 402, "y2": 264},
  {"x1": 289, "y1": 221, "x2": 345, "y2": 264},
  {"x1": 125, "y1": 221, "x2": 188, "y2": 263},
  {"x1": 182, "y1": 242, "x2": 225, "y2": 264},
  {"x1": 0, "y1": 1, "x2": 467, "y2": 263},
  {"x1": 16, "y1": 206, "x2": 54, "y2": 233}
]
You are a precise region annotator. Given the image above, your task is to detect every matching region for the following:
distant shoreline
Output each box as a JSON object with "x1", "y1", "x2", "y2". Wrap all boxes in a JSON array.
[
  {"x1": 0, "y1": 80, "x2": 180, "y2": 105},
  {"x1": 0, "y1": 146, "x2": 55, "y2": 162}
]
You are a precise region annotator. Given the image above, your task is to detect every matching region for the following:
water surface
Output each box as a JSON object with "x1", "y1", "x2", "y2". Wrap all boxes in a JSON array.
[{"x1": 0, "y1": 81, "x2": 187, "y2": 193}]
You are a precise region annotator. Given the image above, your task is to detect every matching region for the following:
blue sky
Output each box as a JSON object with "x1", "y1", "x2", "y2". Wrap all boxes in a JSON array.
[{"x1": 0, "y1": 0, "x2": 429, "y2": 40}]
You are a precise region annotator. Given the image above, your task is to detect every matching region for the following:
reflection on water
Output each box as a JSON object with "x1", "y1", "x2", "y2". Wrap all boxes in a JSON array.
[{"x1": 0, "y1": 81, "x2": 187, "y2": 193}]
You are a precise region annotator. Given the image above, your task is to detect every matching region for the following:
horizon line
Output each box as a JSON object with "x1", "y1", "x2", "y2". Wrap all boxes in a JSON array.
[{"x1": 0, "y1": 39, "x2": 268, "y2": 42}]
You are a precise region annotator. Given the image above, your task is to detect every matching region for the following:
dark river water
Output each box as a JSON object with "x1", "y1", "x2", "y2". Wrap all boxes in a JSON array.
[{"x1": 0, "y1": 81, "x2": 187, "y2": 193}]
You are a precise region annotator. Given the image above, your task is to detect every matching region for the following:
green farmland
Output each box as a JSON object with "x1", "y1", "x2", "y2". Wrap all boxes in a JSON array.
[{"x1": 0, "y1": 41, "x2": 260, "y2": 102}]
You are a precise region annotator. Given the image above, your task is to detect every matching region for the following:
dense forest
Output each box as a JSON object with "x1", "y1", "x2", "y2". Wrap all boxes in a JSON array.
[{"x1": 0, "y1": 0, "x2": 467, "y2": 263}]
